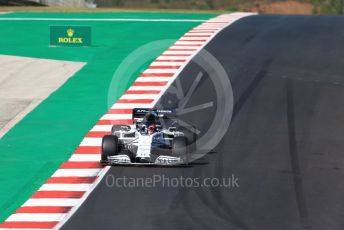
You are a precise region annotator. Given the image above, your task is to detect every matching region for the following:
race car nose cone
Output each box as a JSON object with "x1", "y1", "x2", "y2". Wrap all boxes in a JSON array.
[{"x1": 136, "y1": 157, "x2": 151, "y2": 163}]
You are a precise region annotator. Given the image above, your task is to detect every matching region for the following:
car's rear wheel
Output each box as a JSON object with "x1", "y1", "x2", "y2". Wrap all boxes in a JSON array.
[
  {"x1": 101, "y1": 135, "x2": 119, "y2": 162},
  {"x1": 173, "y1": 136, "x2": 188, "y2": 165},
  {"x1": 178, "y1": 126, "x2": 197, "y2": 153}
]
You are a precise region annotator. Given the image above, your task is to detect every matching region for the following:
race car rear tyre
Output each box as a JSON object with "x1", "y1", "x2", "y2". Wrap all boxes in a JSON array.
[
  {"x1": 173, "y1": 136, "x2": 188, "y2": 165},
  {"x1": 178, "y1": 126, "x2": 197, "y2": 153},
  {"x1": 101, "y1": 135, "x2": 119, "y2": 161}
]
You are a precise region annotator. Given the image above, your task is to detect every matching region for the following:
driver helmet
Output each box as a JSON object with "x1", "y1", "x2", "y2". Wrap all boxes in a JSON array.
[{"x1": 144, "y1": 112, "x2": 159, "y2": 134}]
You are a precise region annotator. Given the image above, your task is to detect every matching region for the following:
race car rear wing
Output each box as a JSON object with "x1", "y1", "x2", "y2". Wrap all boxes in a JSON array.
[{"x1": 133, "y1": 108, "x2": 176, "y2": 120}]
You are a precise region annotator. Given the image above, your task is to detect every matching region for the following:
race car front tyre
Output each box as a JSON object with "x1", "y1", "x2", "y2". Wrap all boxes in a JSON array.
[
  {"x1": 101, "y1": 135, "x2": 119, "y2": 162},
  {"x1": 173, "y1": 136, "x2": 188, "y2": 164}
]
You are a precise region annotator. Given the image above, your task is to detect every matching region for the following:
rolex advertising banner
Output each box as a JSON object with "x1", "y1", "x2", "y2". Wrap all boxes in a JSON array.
[{"x1": 50, "y1": 26, "x2": 91, "y2": 47}]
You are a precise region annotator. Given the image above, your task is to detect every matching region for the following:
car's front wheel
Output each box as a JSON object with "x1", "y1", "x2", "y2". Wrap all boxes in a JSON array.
[{"x1": 101, "y1": 135, "x2": 119, "y2": 162}]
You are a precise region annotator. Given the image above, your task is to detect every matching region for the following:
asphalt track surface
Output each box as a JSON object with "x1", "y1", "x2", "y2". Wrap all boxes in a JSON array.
[{"x1": 63, "y1": 15, "x2": 344, "y2": 230}]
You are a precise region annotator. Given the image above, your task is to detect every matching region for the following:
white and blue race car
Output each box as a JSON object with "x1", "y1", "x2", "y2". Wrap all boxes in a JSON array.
[{"x1": 100, "y1": 108, "x2": 196, "y2": 166}]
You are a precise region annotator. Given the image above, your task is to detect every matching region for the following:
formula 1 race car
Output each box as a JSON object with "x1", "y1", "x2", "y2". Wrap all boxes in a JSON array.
[{"x1": 100, "y1": 108, "x2": 197, "y2": 166}]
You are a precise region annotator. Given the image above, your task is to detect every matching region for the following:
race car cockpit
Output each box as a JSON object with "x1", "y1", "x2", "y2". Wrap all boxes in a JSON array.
[{"x1": 142, "y1": 112, "x2": 161, "y2": 135}]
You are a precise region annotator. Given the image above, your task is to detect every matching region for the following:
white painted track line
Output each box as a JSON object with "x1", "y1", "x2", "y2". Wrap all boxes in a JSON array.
[
  {"x1": 23, "y1": 199, "x2": 80, "y2": 207},
  {"x1": 184, "y1": 33, "x2": 214, "y2": 36},
  {"x1": 80, "y1": 138, "x2": 102, "y2": 147},
  {"x1": 0, "y1": 18, "x2": 205, "y2": 22},
  {"x1": 128, "y1": 86, "x2": 165, "y2": 91},
  {"x1": 174, "y1": 41, "x2": 205, "y2": 45},
  {"x1": 100, "y1": 114, "x2": 132, "y2": 120},
  {"x1": 156, "y1": 55, "x2": 192, "y2": 60},
  {"x1": 120, "y1": 94, "x2": 158, "y2": 100},
  {"x1": 163, "y1": 50, "x2": 196, "y2": 55},
  {"x1": 91, "y1": 125, "x2": 113, "y2": 132},
  {"x1": 150, "y1": 61, "x2": 184, "y2": 66},
  {"x1": 135, "y1": 77, "x2": 171, "y2": 82},
  {"x1": 7, "y1": 213, "x2": 67, "y2": 222},
  {"x1": 39, "y1": 184, "x2": 92, "y2": 191},
  {"x1": 69, "y1": 154, "x2": 100, "y2": 162},
  {"x1": 111, "y1": 103, "x2": 153, "y2": 109},
  {"x1": 52, "y1": 169, "x2": 101, "y2": 177}
]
